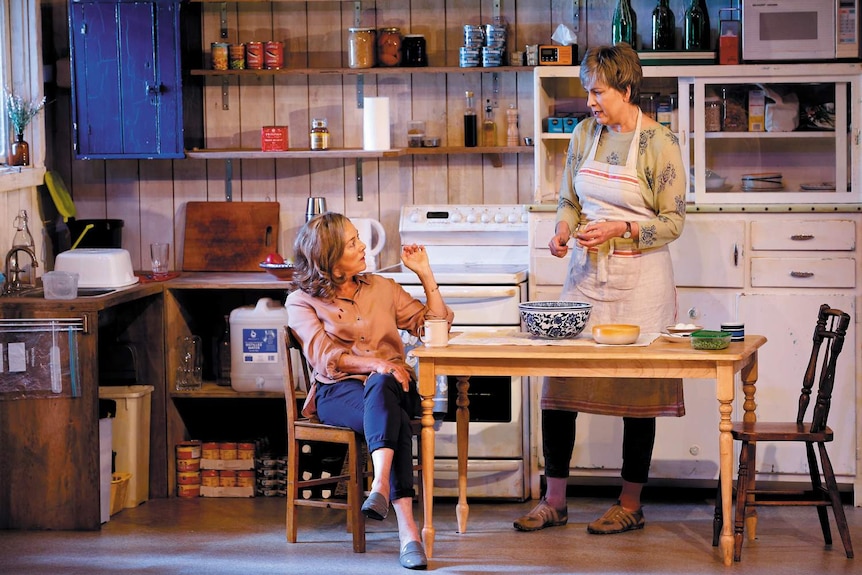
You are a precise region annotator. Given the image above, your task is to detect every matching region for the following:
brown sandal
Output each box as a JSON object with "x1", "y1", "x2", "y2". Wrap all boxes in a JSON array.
[{"x1": 587, "y1": 501, "x2": 645, "y2": 534}]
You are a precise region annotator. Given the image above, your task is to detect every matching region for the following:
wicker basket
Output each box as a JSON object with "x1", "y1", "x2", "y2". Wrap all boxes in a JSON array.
[{"x1": 110, "y1": 472, "x2": 132, "y2": 516}]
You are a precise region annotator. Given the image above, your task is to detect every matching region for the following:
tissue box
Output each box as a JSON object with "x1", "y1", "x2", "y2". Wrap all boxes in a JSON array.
[{"x1": 261, "y1": 126, "x2": 288, "y2": 151}]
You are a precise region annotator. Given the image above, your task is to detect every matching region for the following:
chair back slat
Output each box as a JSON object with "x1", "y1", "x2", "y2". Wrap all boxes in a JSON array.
[
  {"x1": 796, "y1": 304, "x2": 851, "y2": 433},
  {"x1": 283, "y1": 326, "x2": 313, "y2": 432}
]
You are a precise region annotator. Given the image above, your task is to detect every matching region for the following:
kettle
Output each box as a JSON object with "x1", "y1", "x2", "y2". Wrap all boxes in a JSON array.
[{"x1": 352, "y1": 218, "x2": 386, "y2": 272}]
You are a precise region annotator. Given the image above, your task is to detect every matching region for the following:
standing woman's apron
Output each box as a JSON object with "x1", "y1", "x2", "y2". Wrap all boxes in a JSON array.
[{"x1": 543, "y1": 111, "x2": 684, "y2": 418}]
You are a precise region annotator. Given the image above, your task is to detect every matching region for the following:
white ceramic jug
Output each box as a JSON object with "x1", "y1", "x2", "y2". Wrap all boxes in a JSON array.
[{"x1": 352, "y1": 218, "x2": 386, "y2": 272}]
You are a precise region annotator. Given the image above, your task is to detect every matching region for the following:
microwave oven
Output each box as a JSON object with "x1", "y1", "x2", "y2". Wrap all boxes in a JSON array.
[{"x1": 742, "y1": 0, "x2": 860, "y2": 62}]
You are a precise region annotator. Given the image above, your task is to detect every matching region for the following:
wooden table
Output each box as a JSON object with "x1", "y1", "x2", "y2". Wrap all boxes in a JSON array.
[{"x1": 411, "y1": 335, "x2": 767, "y2": 566}]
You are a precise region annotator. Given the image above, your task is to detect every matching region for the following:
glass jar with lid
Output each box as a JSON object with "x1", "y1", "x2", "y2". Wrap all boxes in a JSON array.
[
  {"x1": 348, "y1": 27, "x2": 376, "y2": 69},
  {"x1": 310, "y1": 118, "x2": 330, "y2": 150},
  {"x1": 377, "y1": 27, "x2": 402, "y2": 67},
  {"x1": 402, "y1": 34, "x2": 428, "y2": 67},
  {"x1": 704, "y1": 98, "x2": 722, "y2": 132}
]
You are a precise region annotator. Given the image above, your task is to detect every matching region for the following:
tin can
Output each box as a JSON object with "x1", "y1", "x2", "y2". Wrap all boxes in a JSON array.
[
  {"x1": 402, "y1": 34, "x2": 427, "y2": 67},
  {"x1": 264, "y1": 41, "x2": 284, "y2": 69},
  {"x1": 348, "y1": 27, "x2": 376, "y2": 69},
  {"x1": 201, "y1": 442, "x2": 220, "y2": 459},
  {"x1": 236, "y1": 470, "x2": 255, "y2": 488},
  {"x1": 201, "y1": 469, "x2": 220, "y2": 487},
  {"x1": 229, "y1": 43, "x2": 246, "y2": 69},
  {"x1": 237, "y1": 442, "x2": 256, "y2": 460},
  {"x1": 211, "y1": 42, "x2": 229, "y2": 70},
  {"x1": 175, "y1": 440, "x2": 202, "y2": 460},
  {"x1": 377, "y1": 27, "x2": 402, "y2": 67},
  {"x1": 483, "y1": 23, "x2": 507, "y2": 48},
  {"x1": 177, "y1": 471, "x2": 201, "y2": 485},
  {"x1": 246, "y1": 41, "x2": 264, "y2": 69},
  {"x1": 177, "y1": 483, "x2": 201, "y2": 498},
  {"x1": 481, "y1": 46, "x2": 504, "y2": 67},
  {"x1": 219, "y1": 441, "x2": 237, "y2": 460},
  {"x1": 459, "y1": 46, "x2": 481, "y2": 68},
  {"x1": 176, "y1": 458, "x2": 201, "y2": 472},
  {"x1": 219, "y1": 470, "x2": 237, "y2": 487},
  {"x1": 463, "y1": 25, "x2": 485, "y2": 48}
]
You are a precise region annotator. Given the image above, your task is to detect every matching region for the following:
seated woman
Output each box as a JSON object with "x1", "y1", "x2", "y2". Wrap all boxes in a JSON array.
[{"x1": 286, "y1": 212, "x2": 453, "y2": 570}]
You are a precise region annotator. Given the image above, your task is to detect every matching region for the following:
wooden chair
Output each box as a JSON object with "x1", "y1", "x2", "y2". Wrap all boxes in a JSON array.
[
  {"x1": 283, "y1": 327, "x2": 422, "y2": 553},
  {"x1": 712, "y1": 304, "x2": 854, "y2": 561}
]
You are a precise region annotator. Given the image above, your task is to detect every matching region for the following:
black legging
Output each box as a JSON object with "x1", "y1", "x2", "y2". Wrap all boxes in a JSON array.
[{"x1": 542, "y1": 409, "x2": 656, "y2": 484}]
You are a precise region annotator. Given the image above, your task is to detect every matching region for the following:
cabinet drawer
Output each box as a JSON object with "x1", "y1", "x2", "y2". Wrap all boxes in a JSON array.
[
  {"x1": 750, "y1": 257, "x2": 856, "y2": 288},
  {"x1": 751, "y1": 220, "x2": 855, "y2": 251}
]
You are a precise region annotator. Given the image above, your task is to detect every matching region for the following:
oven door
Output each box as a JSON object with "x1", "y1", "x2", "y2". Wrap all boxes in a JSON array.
[{"x1": 399, "y1": 285, "x2": 523, "y2": 326}]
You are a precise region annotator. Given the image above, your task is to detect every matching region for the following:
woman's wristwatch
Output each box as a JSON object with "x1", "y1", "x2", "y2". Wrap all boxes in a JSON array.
[{"x1": 622, "y1": 222, "x2": 632, "y2": 239}]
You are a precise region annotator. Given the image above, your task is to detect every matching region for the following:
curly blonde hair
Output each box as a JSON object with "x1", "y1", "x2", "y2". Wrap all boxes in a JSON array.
[{"x1": 290, "y1": 212, "x2": 352, "y2": 299}]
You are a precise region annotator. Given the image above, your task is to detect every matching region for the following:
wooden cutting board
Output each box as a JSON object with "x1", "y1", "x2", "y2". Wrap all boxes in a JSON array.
[{"x1": 182, "y1": 201, "x2": 279, "y2": 271}]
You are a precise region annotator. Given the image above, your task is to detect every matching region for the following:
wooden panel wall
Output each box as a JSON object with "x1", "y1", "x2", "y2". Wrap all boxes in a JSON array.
[{"x1": 33, "y1": 1, "x2": 710, "y2": 272}]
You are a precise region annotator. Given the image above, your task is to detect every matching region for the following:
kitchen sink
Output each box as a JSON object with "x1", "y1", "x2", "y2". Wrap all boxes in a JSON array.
[{"x1": 0, "y1": 287, "x2": 119, "y2": 298}]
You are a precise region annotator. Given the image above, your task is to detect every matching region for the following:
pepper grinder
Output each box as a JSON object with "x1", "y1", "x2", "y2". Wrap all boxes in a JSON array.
[{"x1": 506, "y1": 104, "x2": 520, "y2": 147}]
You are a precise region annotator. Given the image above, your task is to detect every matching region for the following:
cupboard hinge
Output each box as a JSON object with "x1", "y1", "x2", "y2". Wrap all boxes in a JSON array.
[{"x1": 355, "y1": 159, "x2": 364, "y2": 202}]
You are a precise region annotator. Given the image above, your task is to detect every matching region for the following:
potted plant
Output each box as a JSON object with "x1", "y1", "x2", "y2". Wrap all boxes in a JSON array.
[{"x1": 5, "y1": 88, "x2": 46, "y2": 166}]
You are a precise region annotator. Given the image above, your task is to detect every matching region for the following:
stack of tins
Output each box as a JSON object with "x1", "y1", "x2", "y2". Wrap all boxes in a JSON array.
[{"x1": 175, "y1": 440, "x2": 202, "y2": 497}]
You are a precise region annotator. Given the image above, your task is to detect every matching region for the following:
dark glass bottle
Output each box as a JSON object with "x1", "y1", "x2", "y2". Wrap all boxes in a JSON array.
[
  {"x1": 651, "y1": 0, "x2": 675, "y2": 51},
  {"x1": 684, "y1": 0, "x2": 711, "y2": 51},
  {"x1": 611, "y1": 0, "x2": 637, "y2": 49},
  {"x1": 464, "y1": 91, "x2": 478, "y2": 147}
]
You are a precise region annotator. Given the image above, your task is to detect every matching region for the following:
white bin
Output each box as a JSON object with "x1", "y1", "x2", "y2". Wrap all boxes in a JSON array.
[
  {"x1": 98, "y1": 385, "x2": 154, "y2": 508},
  {"x1": 230, "y1": 298, "x2": 289, "y2": 392},
  {"x1": 99, "y1": 417, "x2": 112, "y2": 523}
]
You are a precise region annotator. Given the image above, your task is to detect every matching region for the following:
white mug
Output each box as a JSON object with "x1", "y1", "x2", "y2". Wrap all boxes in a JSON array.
[{"x1": 420, "y1": 319, "x2": 449, "y2": 347}]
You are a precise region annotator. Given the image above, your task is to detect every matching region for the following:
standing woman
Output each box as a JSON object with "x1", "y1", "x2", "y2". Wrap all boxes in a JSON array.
[
  {"x1": 286, "y1": 212, "x2": 453, "y2": 569},
  {"x1": 514, "y1": 43, "x2": 687, "y2": 535}
]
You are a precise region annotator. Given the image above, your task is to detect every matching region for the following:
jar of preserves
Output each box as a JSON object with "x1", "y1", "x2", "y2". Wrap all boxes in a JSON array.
[
  {"x1": 348, "y1": 27, "x2": 376, "y2": 69},
  {"x1": 377, "y1": 27, "x2": 402, "y2": 67},
  {"x1": 310, "y1": 118, "x2": 330, "y2": 150},
  {"x1": 402, "y1": 34, "x2": 427, "y2": 67}
]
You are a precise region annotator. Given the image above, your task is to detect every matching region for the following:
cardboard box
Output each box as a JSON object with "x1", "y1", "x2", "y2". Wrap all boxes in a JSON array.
[
  {"x1": 200, "y1": 458, "x2": 255, "y2": 470},
  {"x1": 200, "y1": 486, "x2": 255, "y2": 498},
  {"x1": 748, "y1": 89, "x2": 766, "y2": 132},
  {"x1": 261, "y1": 126, "x2": 288, "y2": 151},
  {"x1": 547, "y1": 117, "x2": 564, "y2": 133}
]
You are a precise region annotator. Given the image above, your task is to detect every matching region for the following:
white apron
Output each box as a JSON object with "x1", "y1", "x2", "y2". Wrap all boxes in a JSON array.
[{"x1": 544, "y1": 112, "x2": 684, "y2": 418}]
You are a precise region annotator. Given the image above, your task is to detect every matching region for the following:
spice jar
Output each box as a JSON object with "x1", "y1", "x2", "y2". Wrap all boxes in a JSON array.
[
  {"x1": 705, "y1": 98, "x2": 722, "y2": 132},
  {"x1": 310, "y1": 118, "x2": 330, "y2": 150},
  {"x1": 377, "y1": 27, "x2": 402, "y2": 67},
  {"x1": 348, "y1": 27, "x2": 376, "y2": 69}
]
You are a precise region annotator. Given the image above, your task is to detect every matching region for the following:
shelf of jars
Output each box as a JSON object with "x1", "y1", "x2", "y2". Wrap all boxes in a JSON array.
[
  {"x1": 185, "y1": 146, "x2": 531, "y2": 160},
  {"x1": 190, "y1": 65, "x2": 531, "y2": 77}
]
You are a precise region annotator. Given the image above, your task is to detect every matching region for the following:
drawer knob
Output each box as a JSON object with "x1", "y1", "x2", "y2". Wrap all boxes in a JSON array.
[
  {"x1": 790, "y1": 271, "x2": 815, "y2": 278},
  {"x1": 790, "y1": 234, "x2": 814, "y2": 241}
]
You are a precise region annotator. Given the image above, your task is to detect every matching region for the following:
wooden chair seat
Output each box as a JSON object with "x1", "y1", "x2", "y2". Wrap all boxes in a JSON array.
[{"x1": 712, "y1": 304, "x2": 854, "y2": 561}]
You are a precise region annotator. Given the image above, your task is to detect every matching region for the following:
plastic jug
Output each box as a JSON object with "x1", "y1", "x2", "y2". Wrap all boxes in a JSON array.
[
  {"x1": 352, "y1": 218, "x2": 386, "y2": 272},
  {"x1": 229, "y1": 298, "x2": 289, "y2": 392}
]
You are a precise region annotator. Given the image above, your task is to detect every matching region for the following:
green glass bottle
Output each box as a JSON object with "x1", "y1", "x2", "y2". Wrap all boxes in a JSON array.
[
  {"x1": 651, "y1": 0, "x2": 675, "y2": 51},
  {"x1": 612, "y1": 0, "x2": 637, "y2": 49},
  {"x1": 684, "y1": 0, "x2": 711, "y2": 51}
]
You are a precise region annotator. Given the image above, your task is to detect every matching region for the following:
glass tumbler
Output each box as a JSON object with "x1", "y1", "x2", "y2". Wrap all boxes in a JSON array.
[{"x1": 176, "y1": 335, "x2": 203, "y2": 391}]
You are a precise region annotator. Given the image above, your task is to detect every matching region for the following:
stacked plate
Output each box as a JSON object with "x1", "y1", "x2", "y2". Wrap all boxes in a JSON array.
[{"x1": 742, "y1": 173, "x2": 783, "y2": 191}]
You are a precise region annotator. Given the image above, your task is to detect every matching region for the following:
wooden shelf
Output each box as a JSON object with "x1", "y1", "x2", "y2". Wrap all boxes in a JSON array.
[
  {"x1": 190, "y1": 66, "x2": 532, "y2": 77},
  {"x1": 171, "y1": 382, "x2": 287, "y2": 400},
  {"x1": 185, "y1": 146, "x2": 533, "y2": 160}
]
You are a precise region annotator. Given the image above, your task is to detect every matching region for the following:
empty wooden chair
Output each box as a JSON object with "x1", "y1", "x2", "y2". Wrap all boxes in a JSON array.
[
  {"x1": 712, "y1": 304, "x2": 853, "y2": 561},
  {"x1": 283, "y1": 327, "x2": 423, "y2": 553}
]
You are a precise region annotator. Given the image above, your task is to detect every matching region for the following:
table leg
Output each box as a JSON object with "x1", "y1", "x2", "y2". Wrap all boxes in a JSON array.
[
  {"x1": 455, "y1": 375, "x2": 470, "y2": 533},
  {"x1": 418, "y1": 365, "x2": 437, "y2": 558},
  {"x1": 716, "y1": 365, "x2": 735, "y2": 566},
  {"x1": 740, "y1": 353, "x2": 759, "y2": 541}
]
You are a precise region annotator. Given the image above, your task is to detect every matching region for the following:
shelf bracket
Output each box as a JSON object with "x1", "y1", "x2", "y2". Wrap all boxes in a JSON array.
[
  {"x1": 354, "y1": 2, "x2": 362, "y2": 27},
  {"x1": 355, "y1": 159, "x2": 364, "y2": 201},
  {"x1": 356, "y1": 74, "x2": 365, "y2": 108},
  {"x1": 220, "y1": 3, "x2": 228, "y2": 39},
  {"x1": 493, "y1": 1, "x2": 501, "y2": 21},
  {"x1": 221, "y1": 77, "x2": 230, "y2": 110},
  {"x1": 224, "y1": 159, "x2": 233, "y2": 201},
  {"x1": 492, "y1": 72, "x2": 500, "y2": 108}
]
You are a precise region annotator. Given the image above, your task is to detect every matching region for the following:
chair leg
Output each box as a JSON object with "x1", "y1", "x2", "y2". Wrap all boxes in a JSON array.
[
  {"x1": 347, "y1": 437, "x2": 367, "y2": 553},
  {"x1": 712, "y1": 475, "x2": 722, "y2": 547},
  {"x1": 733, "y1": 441, "x2": 753, "y2": 562},
  {"x1": 286, "y1": 438, "x2": 300, "y2": 543},
  {"x1": 805, "y1": 441, "x2": 832, "y2": 546},
  {"x1": 818, "y1": 443, "x2": 854, "y2": 559}
]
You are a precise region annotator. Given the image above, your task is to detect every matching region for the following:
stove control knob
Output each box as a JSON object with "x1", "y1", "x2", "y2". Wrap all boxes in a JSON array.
[
  {"x1": 494, "y1": 213, "x2": 505, "y2": 223},
  {"x1": 521, "y1": 213, "x2": 529, "y2": 223},
  {"x1": 409, "y1": 211, "x2": 421, "y2": 223},
  {"x1": 480, "y1": 213, "x2": 491, "y2": 223},
  {"x1": 450, "y1": 212, "x2": 463, "y2": 223},
  {"x1": 466, "y1": 213, "x2": 478, "y2": 223}
]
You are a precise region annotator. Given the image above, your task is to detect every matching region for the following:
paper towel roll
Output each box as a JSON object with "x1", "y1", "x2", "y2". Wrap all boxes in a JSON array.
[{"x1": 363, "y1": 97, "x2": 391, "y2": 151}]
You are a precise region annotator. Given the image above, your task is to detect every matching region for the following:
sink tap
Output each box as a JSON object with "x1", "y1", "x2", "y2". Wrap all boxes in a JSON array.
[{"x1": 4, "y1": 246, "x2": 38, "y2": 295}]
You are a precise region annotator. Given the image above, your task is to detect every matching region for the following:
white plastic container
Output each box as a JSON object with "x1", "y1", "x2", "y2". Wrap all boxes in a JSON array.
[
  {"x1": 98, "y1": 385, "x2": 154, "y2": 508},
  {"x1": 230, "y1": 298, "x2": 288, "y2": 393}
]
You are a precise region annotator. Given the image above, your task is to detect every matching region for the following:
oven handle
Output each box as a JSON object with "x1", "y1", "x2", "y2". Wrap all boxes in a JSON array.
[{"x1": 401, "y1": 285, "x2": 521, "y2": 300}]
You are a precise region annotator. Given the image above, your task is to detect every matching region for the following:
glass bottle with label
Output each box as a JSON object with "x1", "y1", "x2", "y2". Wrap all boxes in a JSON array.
[
  {"x1": 612, "y1": 0, "x2": 638, "y2": 49},
  {"x1": 684, "y1": 0, "x2": 710, "y2": 51},
  {"x1": 651, "y1": 0, "x2": 675, "y2": 51},
  {"x1": 464, "y1": 91, "x2": 478, "y2": 147},
  {"x1": 310, "y1": 118, "x2": 330, "y2": 150},
  {"x1": 482, "y1": 99, "x2": 497, "y2": 147}
]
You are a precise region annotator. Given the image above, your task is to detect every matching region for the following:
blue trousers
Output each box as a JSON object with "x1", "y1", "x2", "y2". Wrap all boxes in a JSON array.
[
  {"x1": 542, "y1": 409, "x2": 656, "y2": 484},
  {"x1": 316, "y1": 373, "x2": 418, "y2": 501}
]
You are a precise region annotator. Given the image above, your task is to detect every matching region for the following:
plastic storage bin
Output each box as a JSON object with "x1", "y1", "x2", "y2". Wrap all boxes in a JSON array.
[
  {"x1": 98, "y1": 385, "x2": 154, "y2": 508},
  {"x1": 99, "y1": 417, "x2": 112, "y2": 523},
  {"x1": 230, "y1": 298, "x2": 289, "y2": 392}
]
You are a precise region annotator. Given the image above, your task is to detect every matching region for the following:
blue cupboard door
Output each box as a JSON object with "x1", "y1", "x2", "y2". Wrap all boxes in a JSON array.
[{"x1": 70, "y1": 1, "x2": 183, "y2": 159}]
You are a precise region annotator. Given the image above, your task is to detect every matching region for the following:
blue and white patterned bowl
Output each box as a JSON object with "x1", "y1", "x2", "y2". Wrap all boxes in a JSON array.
[{"x1": 519, "y1": 301, "x2": 593, "y2": 339}]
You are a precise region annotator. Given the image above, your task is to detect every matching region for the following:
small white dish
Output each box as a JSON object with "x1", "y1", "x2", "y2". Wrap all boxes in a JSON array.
[
  {"x1": 660, "y1": 332, "x2": 691, "y2": 344},
  {"x1": 665, "y1": 324, "x2": 702, "y2": 335}
]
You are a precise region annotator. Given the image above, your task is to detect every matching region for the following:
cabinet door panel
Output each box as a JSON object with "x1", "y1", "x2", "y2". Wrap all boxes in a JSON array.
[
  {"x1": 750, "y1": 257, "x2": 856, "y2": 288},
  {"x1": 751, "y1": 220, "x2": 856, "y2": 251},
  {"x1": 668, "y1": 218, "x2": 745, "y2": 288}
]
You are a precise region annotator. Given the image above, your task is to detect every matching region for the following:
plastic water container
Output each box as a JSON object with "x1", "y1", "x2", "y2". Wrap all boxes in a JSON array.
[{"x1": 230, "y1": 298, "x2": 289, "y2": 392}]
